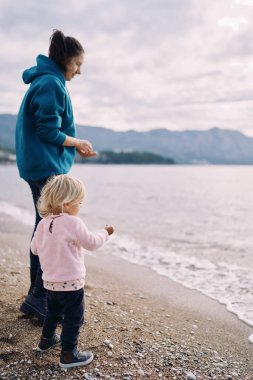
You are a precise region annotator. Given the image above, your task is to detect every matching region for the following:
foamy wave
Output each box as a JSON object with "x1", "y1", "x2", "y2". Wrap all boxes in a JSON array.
[
  {"x1": 106, "y1": 234, "x2": 253, "y2": 329},
  {"x1": 0, "y1": 201, "x2": 34, "y2": 226}
]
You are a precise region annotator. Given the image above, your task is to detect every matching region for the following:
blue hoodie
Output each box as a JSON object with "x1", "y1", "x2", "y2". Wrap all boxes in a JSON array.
[{"x1": 15, "y1": 55, "x2": 76, "y2": 181}]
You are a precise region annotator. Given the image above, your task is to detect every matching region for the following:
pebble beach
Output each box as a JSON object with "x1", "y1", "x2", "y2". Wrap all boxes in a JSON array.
[{"x1": 0, "y1": 230, "x2": 253, "y2": 380}]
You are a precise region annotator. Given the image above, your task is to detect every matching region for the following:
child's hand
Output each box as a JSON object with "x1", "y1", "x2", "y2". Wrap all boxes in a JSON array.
[{"x1": 105, "y1": 225, "x2": 114, "y2": 235}]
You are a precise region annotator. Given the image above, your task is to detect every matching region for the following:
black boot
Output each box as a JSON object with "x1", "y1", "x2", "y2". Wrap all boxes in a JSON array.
[{"x1": 20, "y1": 266, "x2": 47, "y2": 322}]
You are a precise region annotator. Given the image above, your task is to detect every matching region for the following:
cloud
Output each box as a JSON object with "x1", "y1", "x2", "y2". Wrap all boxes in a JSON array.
[
  {"x1": 217, "y1": 16, "x2": 248, "y2": 31},
  {"x1": 1, "y1": 0, "x2": 253, "y2": 134},
  {"x1": 234, "y1": 0, "x2": 253, "y2": 5}
]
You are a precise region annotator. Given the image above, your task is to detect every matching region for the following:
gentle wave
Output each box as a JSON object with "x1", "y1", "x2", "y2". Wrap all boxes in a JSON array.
[
  {"x1": 0, "y1": 201, "x2": 34, "y2": 226},
  {"x1": 106, "y1": 234, "x2": 253, "y2": 330}
]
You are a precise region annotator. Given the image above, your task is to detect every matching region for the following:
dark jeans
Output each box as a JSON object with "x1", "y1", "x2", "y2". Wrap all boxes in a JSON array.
[
  {"x1": 42, "y1": 289, "x2": 85, "y2": 352},
  {"x1": 26, "y1": 177, "x2": 49, "y2": 296}
]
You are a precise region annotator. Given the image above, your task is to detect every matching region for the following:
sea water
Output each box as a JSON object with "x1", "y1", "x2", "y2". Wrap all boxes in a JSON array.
[{"x1": 0, "y1": 164, "x2": 253, "y2": 330}]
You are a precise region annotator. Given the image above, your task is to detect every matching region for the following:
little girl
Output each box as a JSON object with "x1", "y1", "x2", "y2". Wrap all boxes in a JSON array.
[{"x1": 31, "y1": 174, "x2": 114, "y2": 368}]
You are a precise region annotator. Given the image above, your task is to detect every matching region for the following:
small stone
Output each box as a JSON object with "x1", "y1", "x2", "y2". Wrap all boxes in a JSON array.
[
  {"x1": 137, "y1": 369, "x2": 145, "y2": 376},
  {"x1": 186, "y1": 373, "x2": 197, "y2": 380},
  {"x1": 104, "y1": 339, "x2": 113, "y2": 349}
]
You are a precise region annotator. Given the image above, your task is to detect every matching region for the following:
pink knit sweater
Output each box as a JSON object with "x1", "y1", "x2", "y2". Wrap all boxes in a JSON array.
[{"x1": 31, "y1": 213, "x2": 108, "y2": 283}]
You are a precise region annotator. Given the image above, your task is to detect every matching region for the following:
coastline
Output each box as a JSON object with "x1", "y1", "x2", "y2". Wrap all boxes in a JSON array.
[{"x1": 0, "y1": 230, "x2": 253, "y2": 379}]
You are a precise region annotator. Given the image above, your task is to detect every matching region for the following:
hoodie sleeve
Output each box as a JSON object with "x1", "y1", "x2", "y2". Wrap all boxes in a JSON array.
[
  {"x1": 31, "y1": 78, "x2": 67, "y2": 145},
  {"x1": 75, "y1": 218, "x2": 109, "y2": 251}
]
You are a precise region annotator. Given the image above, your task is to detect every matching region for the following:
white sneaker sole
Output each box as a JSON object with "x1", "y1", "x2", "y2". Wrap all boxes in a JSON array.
[{"x1": 35, "y1": 341, "x2": 61, "y2": 352}]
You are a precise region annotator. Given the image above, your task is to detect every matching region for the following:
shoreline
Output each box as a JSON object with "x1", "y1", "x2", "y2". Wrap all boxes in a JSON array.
[
  {"x1": 107, "y1": 252, "x2": 253, "y2": 332},
  {"x1": 0, "y1": 231, "x2": 253, "y2": 379},
  {"x1": 86, "y1": 252, "x2": 253, "y2": 339}
]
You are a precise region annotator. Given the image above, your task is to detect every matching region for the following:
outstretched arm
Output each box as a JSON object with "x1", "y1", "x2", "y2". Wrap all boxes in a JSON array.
[{"x1": 76, "y1": 220, "x2": 114, "y2": 251}]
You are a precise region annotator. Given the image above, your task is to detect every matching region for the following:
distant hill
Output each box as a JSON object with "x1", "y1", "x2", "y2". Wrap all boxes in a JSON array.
[{"x1": 2, "y1": 113, "x2": 253, "y2": 164}]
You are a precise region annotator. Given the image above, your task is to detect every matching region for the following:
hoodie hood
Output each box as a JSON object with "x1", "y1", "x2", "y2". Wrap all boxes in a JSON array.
[{"x1": 22, "y1": 54, "x2": 65, "y2": 85}]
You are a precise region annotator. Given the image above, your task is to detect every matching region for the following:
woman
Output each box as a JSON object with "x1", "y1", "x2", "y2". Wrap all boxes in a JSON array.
[{"x1": 15, "y1": 29, "x2": 96, "y2": 322}]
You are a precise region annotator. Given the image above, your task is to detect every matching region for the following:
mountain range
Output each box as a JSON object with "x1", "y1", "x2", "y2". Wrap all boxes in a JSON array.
[{"x1": 1, "y1": 113, "x2": 253, "y2": 164}]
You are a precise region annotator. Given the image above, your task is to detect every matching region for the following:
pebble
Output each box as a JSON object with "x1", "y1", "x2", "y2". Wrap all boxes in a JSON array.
[
  {"x1": 137, "y1": 369, "x2": 145, "y2": 376},
  {"x1": 186, "y1": 373, "x2": 197, "y2": 380},
  {"x1": 104, "y1": 339, "x2": 114, "y2": 349},
  {"x1": 84, "y1": 374, "x2": 93, "y2": 380}
]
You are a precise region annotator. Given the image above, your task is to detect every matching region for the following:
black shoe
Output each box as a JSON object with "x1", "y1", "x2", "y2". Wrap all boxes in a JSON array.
[
  {"x1": 20, "y1": 293, "x2": 47, "y2": 322},
  {"x1": 59, "y1": 348, "x2": 94, "y2": 368},
  {"x1": 36, "y1": 333, "x2": 61, "y2": 352}
]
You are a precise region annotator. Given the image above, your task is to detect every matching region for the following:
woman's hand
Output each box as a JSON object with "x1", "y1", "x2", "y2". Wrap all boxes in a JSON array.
[
  {"x1": 76, "y1": 139, "x2": 97, "y2": 158},
  {"x1": 63, "y1": 136, "x2": 97, "y2": 157},
  {"x1": 105, "y1": 225, "x2": 114, "y2": 235}
]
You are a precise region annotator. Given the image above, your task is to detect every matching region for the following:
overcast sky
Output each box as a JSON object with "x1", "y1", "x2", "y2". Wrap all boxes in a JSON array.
[{"x1": 1, "y1": 0, "x2": 253, "y2": 135}]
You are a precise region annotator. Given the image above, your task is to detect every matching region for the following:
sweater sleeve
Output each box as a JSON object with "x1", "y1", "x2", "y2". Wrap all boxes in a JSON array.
[
  {"x1": 75, "y1": 218, "x2": 109, "y2": 251},
  {"x1": 31, "y1": 78, "x2": 67, "y2": 145}
]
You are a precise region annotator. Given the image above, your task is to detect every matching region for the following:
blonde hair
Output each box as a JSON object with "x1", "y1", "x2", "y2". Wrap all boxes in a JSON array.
[{"x1": 38, "y1": 174, "x2": 85, "y2": 217}]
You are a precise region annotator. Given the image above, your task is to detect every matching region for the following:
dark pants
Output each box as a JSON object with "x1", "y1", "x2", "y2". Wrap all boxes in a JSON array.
[
  {"x1": 42, "y1": 289, "x2": 85, "y2": 352},
  {"x1": 26, "y1": 177, "x2": 49, "y2": 296}
]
